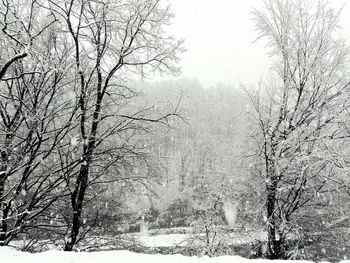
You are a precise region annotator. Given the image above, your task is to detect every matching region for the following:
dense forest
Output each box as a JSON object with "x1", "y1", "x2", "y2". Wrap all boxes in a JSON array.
[{"x1": 1, "y1": 0, "x2": 350, "y2": 262}]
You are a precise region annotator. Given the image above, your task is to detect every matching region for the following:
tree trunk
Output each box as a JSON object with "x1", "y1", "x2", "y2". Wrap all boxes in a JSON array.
[
  {"x1": 266, "y1": 177, "x2": 282, "y2": 259},
  {"x1": 0, "y1": 136, "x2": 10, "y2": 245},
  {"x1": 0, "y1": 172, "x2": 7, "y2": 245},
  {"x1": 64, "y1": 160, "x2": 90, "y2": 251}
]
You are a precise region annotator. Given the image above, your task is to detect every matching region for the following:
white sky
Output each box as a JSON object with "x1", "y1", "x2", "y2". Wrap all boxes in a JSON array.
[{"x1": 162, "y1": 0, "x2": 350, "y2": 88}]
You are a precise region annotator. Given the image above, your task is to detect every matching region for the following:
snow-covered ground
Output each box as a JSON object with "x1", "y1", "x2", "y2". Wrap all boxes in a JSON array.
[
  {"x1": 8, "y1": 228, "x2": 267, "y2": 251},
  {"x1": 3, "y1": 230, "x2": 346, "y2": 262},
  {"x1": 135, "y1": 229, "x2": 267, "y2": 247},
  {"x1": 138, "y1": 233, "x2": 191, "y2": 247},
  {"x1": 0, "y1": 247, "x2": 329, "y2": 263}
]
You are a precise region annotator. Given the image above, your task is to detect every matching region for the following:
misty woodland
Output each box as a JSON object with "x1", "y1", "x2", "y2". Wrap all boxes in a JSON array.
[{"x1": 1, "y1": 0, "x2": 350, "y2": 262}]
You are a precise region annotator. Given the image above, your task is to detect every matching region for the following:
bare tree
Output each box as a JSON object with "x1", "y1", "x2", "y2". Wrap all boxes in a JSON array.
[
  {"x1": 248, "y1": 0, "x2": 350, "y2": 258},
  {"x1": 48, "y1": 0, "x2": 183, "y2": 251},
  {"x1": 0, "y1": 0, "x2": 77, "y2": 245}
]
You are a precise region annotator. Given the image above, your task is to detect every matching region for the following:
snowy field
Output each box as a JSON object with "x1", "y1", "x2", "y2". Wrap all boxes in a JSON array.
[
  {"x1": 0, "y1": 247, "x2": 334, "y2": 263},
  {"x1": 6, "y1": 228, "x2": 266, "y2": 252},
  {"x1": 138, "y1": 233, "x2": 191, "y2": 247},
  {"x1": 137, "y1": 230, "x2": 267, "y2": 247}
]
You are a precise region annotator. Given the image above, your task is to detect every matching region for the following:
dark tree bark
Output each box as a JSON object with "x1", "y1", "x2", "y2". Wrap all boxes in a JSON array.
[
  {"x1": 266, "y1": 177, "x2": 280, "y2": 259},
  {"x1": 0, "y1": 53, "x2": 27, "y2": 80}
]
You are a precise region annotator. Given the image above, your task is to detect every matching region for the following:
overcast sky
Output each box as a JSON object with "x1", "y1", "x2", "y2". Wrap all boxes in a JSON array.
[{"x1": 163, "y1": 0, "x2": 350, "y2": 88}]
